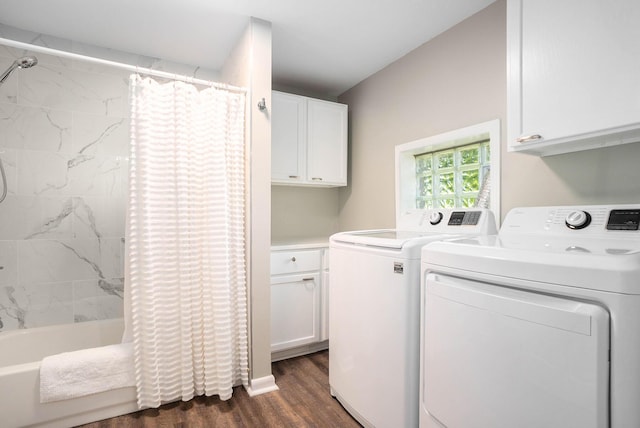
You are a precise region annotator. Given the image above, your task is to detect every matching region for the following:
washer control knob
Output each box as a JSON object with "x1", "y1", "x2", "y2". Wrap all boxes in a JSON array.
[
  {"x1": 565, "y1": 210, "x2": 592, "y2": 229},
  {"x1": 429, "y1": 211, "x2": 444, "y2": 225}
]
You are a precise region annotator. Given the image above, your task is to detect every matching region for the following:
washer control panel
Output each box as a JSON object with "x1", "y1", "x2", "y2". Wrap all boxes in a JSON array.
[
  {"x1": 397, "y1": 208, "x2": 497, "y2": 234},
  {"x1": 448, "y1": 210, "x2": 482, "y2": 226}
]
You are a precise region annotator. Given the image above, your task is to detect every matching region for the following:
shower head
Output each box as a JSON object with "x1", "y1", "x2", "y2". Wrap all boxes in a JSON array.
[
  {"x1": 0, "y1": 55, "x2": 38, "y2": 85},
  {"x1": 16, "y1": 56, "x2": 38, "y2": 69}
]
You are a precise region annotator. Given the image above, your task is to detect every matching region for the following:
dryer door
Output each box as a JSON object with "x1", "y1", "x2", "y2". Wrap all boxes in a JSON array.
[{"x1": 422, "y1": 273, "x2": 609, "y2": 428}]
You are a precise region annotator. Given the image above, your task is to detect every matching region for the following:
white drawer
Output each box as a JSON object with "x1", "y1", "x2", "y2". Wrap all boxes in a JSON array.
[{"x1": 271, "y1": 249, "x2": 321, "y2": 275}]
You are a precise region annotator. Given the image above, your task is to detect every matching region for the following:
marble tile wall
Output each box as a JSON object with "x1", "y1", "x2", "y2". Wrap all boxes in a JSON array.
[
  {"x1": 0, "y1": 25, "x2": 219, "y2": 331},
  {"x1": 0, "y1": 46, "x2": 128, "y2": 330}
]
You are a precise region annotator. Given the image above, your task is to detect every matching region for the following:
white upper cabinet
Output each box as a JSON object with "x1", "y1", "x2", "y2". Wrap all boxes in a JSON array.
[
  {"x1": 307, "y1": 99, "x2": 348, "y2": 185},
  {"x1": 507, "y1": 0, "x2": 640, "y2": 156},
  {"x1": 271, "y1": 92, "x2": 306, "y2": 182},
  {"x1": 272, "y1": 91, "x2": 348, "y2": 186}
]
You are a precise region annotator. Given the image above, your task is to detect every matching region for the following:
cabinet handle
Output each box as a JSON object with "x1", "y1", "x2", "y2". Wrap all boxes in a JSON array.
[
  {"x1": 516, "y1": 134, "x2": 543, "y2": 143},
  {"x1": 291, "y1": 257, "x2": 296, "y2": 262},
  {"x1": 289, "y1": 175, "x2": 299, "y2": 179},
  {"x1": 302, "y1": 277, "x2": 314, "y2": 281},
  {"x1": 311, "y1": 177, "x2": 323, "y2": 181}
]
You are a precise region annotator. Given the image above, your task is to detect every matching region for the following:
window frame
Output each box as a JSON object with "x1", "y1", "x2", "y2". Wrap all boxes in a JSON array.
[{"x1": 395, "y1": 119, "x2": 501, "y2": 226}]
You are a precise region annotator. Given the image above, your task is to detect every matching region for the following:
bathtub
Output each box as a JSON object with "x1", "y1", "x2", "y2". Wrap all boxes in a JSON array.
[{"x1": 0, "y1": 319, "x2": 139, "y2": 428}]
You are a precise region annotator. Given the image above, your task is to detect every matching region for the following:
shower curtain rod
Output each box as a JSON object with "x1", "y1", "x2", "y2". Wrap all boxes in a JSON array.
[{"x1": 0, "y1": 37, "x2": 247, "y2": 93}]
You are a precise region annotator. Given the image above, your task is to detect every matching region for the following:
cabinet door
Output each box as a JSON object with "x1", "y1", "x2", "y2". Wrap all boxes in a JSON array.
[
  {"x1": 272, "y1": 91, "x2": 306, "y2": 182},
  {"x1": 307, "y1": 99, "x2": 348, "y2": 185},
  {"x1": 508, "y1": 0, "x2": 640, "y2": 155},
  {"x1": 270, "y1": 272, "x2": 320, "y2": 352}
]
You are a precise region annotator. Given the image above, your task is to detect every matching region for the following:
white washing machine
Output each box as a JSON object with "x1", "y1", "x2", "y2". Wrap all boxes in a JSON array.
[
  {"x1": 420, "y1": 204, "x2": 640, "y2": 428},
  {"x1": 330, "y1": 208, "x2": 497, "y2": 428}
]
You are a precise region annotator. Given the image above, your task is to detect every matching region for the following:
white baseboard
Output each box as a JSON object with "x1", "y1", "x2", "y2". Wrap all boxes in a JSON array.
[
  {"x1": 244, "y1": 375, "x2": 279, "y2": 397},
  {"x1": 271, "y1": 340, "x2": 329, "y2": 362}
]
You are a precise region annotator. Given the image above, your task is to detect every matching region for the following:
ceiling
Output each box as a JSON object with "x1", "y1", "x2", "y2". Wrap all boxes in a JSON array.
[{"x1": 0, "y1": 0, "x2": 495, "y2": 97}]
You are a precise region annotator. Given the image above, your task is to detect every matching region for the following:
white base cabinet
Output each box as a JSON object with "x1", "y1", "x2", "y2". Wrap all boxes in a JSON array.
[
  {"x1": 270, "y1": 246, "x2": 330, "y2": 359},
  {"x1": 270, "y1": 272, "x2": 320, "y2": 352},
  {"x1": 507, "y1": 0, "x2": 640, "y2": 156},
  {"x1": 272, "y1": 91, "x2": 348, "y2": 186}
]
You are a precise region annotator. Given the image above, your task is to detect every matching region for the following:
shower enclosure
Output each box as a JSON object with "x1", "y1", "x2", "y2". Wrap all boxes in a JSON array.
[
  {"x1": 0, "y1": 28, "x2": 245, "y2": 425},
  {"x1": 0, "y1": 34, "x2": 222, "y2": 334}
]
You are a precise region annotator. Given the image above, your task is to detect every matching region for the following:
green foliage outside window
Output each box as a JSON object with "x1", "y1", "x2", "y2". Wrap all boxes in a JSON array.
[{"x1": 415, "y1": 141, "x2": 490, "y2": 209}]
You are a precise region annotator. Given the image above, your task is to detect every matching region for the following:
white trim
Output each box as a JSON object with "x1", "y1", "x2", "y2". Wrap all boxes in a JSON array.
[
  {"x1": 244, "y1": 375, "x2": 279, "y2": 397},
  {"x1": 271, "y1": 340, "x2": 329, "y2": 362},
  {"x1": 0, "y1": 37, "x2": 246, "y2": 92},
  {"x1": 395, "y1": 119, "x2": 501, "y2": 226}
]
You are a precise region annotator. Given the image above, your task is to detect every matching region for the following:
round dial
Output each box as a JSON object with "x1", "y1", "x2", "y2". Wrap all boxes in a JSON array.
[
  {"x1": 429, "y1": 211, "x2": 444, "y2": 225},
  {"x1": 565, "y1": 210, "x2": 592, "y2": 230}
]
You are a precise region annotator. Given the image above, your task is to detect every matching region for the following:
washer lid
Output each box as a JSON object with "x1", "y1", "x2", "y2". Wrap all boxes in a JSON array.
[
  {"x1": 422, "y1": 235, "x2": 640, "y2": 294},
  {"x1": 331, "y1": 229, "x2": 450, "y2": 249}
]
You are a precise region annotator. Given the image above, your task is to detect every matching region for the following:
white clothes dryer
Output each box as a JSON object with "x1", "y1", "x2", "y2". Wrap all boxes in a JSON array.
[
  {"x1": 420, "y1": 204, "x2": 640, "y2": 428},
  {"x1": 330, "y1": 208, "x2": 497, "y2": 428}
]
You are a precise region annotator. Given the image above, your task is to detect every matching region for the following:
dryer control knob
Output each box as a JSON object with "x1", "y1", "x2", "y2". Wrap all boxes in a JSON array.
[
  {"x1": 429, "y1": 211, "x2": 444, "y2": 225},
  {"x1": 565, "y1": 210, "x2": 592, "y2": 229}
]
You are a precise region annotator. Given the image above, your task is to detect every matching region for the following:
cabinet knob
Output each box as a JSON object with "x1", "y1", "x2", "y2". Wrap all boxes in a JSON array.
[
  {"x1": 291, "y1": 257, "x2": 296, "y2": 262},
  {"x1": 516, "y1": 134, "x2": 543, "y2": 143}
]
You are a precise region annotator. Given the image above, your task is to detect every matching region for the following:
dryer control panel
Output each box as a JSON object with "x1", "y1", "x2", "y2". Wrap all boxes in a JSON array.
[{"x1": 502, "y1": 204, "x2": 640, "y2": 238}]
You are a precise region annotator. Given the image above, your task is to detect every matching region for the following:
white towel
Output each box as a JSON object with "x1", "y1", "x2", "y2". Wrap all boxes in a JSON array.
[{"x1": 39, "y1": 342, "x2": 135, "y2": 403}]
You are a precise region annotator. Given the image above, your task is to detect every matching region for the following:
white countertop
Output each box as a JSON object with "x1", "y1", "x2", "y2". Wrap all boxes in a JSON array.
[{"x1": 271, "y1": 237, "x2": 330, "y2": 251}]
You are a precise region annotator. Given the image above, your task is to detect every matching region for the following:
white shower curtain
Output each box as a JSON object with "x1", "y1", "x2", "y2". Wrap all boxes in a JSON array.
[{"x1": 125, "y1": 75, "x2": 248, "y2": 409}]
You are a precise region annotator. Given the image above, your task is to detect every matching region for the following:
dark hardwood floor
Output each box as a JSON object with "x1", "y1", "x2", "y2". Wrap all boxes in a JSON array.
[{"x1": 77, "y1": 350, "x2": 362, "y2": 427}]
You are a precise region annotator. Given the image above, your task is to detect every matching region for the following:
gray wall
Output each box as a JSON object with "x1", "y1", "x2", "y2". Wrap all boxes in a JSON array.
[
  {"x1": 337, "y1": 0, "x2": 640, "y2": 231},
  {"x1": 272, "y1": 186, "x2": 340, "y2": 240},
  {"x1": 338, "y1": 0, "x2": 506, "y2": 230}
]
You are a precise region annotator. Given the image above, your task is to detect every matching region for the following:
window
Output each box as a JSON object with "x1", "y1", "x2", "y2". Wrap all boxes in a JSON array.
[
  {"x1": 415, "y1": 141, "x2": 490, "y2": 209},
  {"x1": 395, "y1": 119, "x2": 500, "y2": 225}
]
